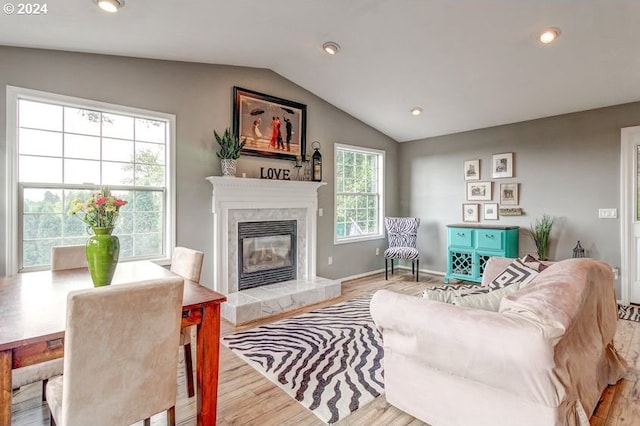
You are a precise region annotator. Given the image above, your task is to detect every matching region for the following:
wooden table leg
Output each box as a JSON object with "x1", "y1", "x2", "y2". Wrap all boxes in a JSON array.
[
  {"x1": 1, "y1": 350, "x2": 12, "y2": 425},
  {"x1": 196, "y1": 304, "x2": 221, "y2": 426}
]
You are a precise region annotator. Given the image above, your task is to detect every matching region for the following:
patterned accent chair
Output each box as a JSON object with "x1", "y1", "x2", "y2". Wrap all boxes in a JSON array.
[{"x1": 384, "y1": 217, "x2": 420, "y2": 282}]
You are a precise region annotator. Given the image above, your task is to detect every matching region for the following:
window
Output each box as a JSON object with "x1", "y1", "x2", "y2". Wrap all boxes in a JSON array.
[
  {"x1": 334, "y1": 143, "x2": 385, "y2": 243},
  {"x1": 5, "y1": 86, "x2": 175, "y2": 273}
]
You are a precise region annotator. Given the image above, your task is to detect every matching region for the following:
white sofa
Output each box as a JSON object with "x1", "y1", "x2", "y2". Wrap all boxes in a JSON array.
[{"x1": 370, "y1": 257, "x2": 627, "y2": 426}]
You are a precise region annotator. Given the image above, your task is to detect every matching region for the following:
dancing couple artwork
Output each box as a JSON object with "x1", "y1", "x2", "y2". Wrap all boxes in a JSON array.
[{"x1": 233, "y1": 87, "x2": 307, "y2": 160}]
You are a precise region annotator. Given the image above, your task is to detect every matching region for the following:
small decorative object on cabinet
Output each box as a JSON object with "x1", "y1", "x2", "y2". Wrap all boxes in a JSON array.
[
  {"x1": 215, "y1": 127, "x2": 246, "y2": 177},
  {"x1": 445, "y1": 224, "x2": 519, "y2": 284}
]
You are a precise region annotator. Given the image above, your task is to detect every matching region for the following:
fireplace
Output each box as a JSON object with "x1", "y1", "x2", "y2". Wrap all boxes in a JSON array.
[
  {"x1": 207, "y1": 176, "x2": 341, "y2": 325},
  {"x1": 238, "y1": 220, "x2": 297, "y2": 290}
]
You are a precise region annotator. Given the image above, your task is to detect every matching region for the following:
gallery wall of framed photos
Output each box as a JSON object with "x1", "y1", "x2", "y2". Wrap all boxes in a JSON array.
[{"x1": 462, "y1": 152, "x2": 522, "y2": 222}]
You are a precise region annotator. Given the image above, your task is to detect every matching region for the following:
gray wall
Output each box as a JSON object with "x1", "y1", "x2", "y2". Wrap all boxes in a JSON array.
[
  {"x1": 400, "y1": 102, "x2": 640, "y2": 296},
  {"x1": 0, "y1": 46, "x2": 398, "y2": 283}
]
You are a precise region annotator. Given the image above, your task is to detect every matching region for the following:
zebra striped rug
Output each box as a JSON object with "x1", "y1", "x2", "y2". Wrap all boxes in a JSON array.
[
  {"x1": 618, "y1": 304, "x2": 640, "y2": 322},
  {"x1": 221, "y1": 295, "x2": 384, "y2": 424}
]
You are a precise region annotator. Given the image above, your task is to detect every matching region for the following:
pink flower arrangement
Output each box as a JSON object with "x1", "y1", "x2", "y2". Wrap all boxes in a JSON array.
[{"x1": 68, "y1": 187, "x2": 128, "y2": 229}]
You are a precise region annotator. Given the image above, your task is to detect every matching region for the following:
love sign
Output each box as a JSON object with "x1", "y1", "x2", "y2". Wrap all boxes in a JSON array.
[{"x1": 259, "y1": 167, "x2": 291, "y2": 181}]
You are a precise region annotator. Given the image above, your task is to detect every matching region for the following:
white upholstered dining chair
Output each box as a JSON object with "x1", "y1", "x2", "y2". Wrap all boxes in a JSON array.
[
  {"x1": 170, "y1": 246, "x2": 204, "y2": 398},
  {"x1": 51, "y1": 245, "x2": 88, "y2": 271},
  {"x1": 11, "y1": 245, "x2": 88, "y2": 399},
  {"x1": 45, "y1": 277, "x2": 184, "y2": 426}
]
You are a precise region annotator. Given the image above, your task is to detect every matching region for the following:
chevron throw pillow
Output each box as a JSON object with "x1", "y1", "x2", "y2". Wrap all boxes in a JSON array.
[
  {"x1": 520, "y1": 254, "x2": 549, "y2": 272},
  {"x1": 488, "y1": 258, "x2": 540, "y2": 289}
]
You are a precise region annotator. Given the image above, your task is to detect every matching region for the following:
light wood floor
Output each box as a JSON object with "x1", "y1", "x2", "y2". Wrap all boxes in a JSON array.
[{"x1": 11, "y1": 271, "x2": 640, "y2": 425}]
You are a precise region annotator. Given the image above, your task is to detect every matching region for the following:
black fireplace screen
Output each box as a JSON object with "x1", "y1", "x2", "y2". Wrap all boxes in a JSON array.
[{"x1": 238, "y1": 220, "x2": 297, "y2": 290}]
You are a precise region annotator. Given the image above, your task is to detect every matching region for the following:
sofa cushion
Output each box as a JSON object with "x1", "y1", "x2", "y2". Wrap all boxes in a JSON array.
[
  {"x1": 452, "y1": 283, "x2": 521, "y2": 311},
  {"x1": 521, "y1": 254, "x2": 550, "y2": 272},
  {"x1": 489, "y1": 258, "x2": 540, "y2": 289},
  {"x1": 422, "y1": 283, "x2": 479, "y2": 303}
]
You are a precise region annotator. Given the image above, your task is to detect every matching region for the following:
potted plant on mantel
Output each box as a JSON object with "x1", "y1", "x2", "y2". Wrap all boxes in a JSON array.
[{"x1": 215, "y1": 128, "x2": 246, "y2": 177}]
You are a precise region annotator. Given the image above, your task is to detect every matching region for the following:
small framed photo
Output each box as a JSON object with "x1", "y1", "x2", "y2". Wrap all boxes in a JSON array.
[
  {"x1": 463, "y1": 159, "x2": 480, "y2": 181},
  {"x1": 492, "y1": 152, "x2": 513, "y2": 178},
  {"x1": 466, "y1": 181, "x2": 492, "y2": 201},
  {"x1": 500, "y1": 183, "x2": 519, "y2": 205},
  {"x1": 462, "y1": 203, "x2": 479, "y2": 222},
  {"x1": 484, "y1": 203, "x2": 499, "y2": 220}
]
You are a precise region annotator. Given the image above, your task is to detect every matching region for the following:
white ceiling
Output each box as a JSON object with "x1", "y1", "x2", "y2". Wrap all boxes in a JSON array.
[{"x1": 1, "y1": 0, "x2": 639, "y2": 142}]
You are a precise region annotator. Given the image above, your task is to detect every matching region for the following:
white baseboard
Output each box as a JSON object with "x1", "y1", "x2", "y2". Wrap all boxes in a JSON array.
[
  {"x1": 395, "y1": 264, "x2": 446, "y2": 277},
  {"x1": 339, "y1": 268, "x2": 385, "y2": 282},
  {"x1": 339, "y1": 266, "x2": 446, "y2": 282}
]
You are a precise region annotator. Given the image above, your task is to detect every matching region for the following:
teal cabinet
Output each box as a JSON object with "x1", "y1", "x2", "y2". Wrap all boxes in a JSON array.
[{"x1": 445, "y1": 225, "x2": 519, "y2": 284}]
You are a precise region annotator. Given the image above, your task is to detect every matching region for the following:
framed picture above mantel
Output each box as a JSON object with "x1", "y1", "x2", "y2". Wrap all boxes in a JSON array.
[{"x1": 232, "y1": 86, "x2": 307, "y2": 161}]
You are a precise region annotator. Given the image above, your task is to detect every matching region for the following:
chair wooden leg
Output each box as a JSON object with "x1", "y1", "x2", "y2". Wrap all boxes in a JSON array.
[
  {"x1": 184, "y1": 343, "x2": 195, "y2": 398},
  {"x1": 167, "y1": 406, "x2": 176, "y2": 426},
  {"x1": 412, "y1": 261, "x2": 415, "y2": 275},
  {"x1": 416, "y1": 259, "x2": 419, "y2": 282},
  {"x1": 391, "y1": 259, "x2": 394, "y2": 275},
  {"x1": 144, "y1": 418, "x2": 151, "y2": 426}
]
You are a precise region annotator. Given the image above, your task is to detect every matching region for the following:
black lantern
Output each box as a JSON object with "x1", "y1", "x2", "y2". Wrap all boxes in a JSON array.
[
  {"x1": 311, "y1": 141, "x2": 322, "y2": 182},
  {"x1": 572, "y1": 241, "x2": 585, "y2": 258}
]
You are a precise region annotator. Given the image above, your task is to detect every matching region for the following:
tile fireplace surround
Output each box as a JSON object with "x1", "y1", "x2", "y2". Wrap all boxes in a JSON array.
[{"x1": 206, "y1": 176, "x2": 341, "y2": 324}]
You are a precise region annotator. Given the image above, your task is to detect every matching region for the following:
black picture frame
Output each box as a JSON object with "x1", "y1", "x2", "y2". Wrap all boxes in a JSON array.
[{"x1": 232, "y1": 86, "x2": 307, "y2": 160}]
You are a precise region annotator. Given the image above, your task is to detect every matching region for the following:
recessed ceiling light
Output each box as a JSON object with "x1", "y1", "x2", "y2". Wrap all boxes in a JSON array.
[
  {"x1": 410, "y1": 107, "x2": 423, "y2": 116},
  {"x1": 539, "y1": 27, "x2": 560, "y2": 44},
  {"x1": 95, "y1": 0, "x2": 124, "y2": 13},
  {"x1": 322, "y1": 42, "x2": 340, "y2": 55}
]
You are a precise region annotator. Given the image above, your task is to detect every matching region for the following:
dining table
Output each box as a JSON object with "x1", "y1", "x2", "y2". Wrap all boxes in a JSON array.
[{"x1": 0, "y1": 260, "x2": 226, "y2": 425}]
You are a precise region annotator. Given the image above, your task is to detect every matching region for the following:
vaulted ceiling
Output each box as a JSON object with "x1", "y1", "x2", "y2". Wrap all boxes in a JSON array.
[{"x1": 1, "y1": 0, "x2": 639, "y2": 142}]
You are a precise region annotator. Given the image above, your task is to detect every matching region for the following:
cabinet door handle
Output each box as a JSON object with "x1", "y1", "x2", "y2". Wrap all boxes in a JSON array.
[
  {"x1": 485, "y1": 234, "x2": 495, "y2": 239},
  {"x1": 457, "y1": 232, "x2": 465, "y2": 237}
]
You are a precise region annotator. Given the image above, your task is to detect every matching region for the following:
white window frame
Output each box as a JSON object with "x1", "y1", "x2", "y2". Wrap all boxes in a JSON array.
[
  {"x1": 333, "y1": 143, "x2": 385, "y2": 244},
  {"x1": 4, "y1": 85, "x2": 176, "y2": 275}
]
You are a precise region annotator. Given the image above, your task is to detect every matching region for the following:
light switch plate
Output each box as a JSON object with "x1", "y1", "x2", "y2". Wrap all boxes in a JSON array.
[{"x1": 598, "y1": 208, "x2": 618, "y2": 219}]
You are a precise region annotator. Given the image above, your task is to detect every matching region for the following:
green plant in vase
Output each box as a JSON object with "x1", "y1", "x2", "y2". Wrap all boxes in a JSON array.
[
  {"x1": 529, "y1": 214, "x2": 554, "y2": 261},
  {"x1": 68, "y1": 187, "x2": 128, "y2": 286},
  {"x1": 215, "y1": 128, "x2": 246, "y2": 177}
]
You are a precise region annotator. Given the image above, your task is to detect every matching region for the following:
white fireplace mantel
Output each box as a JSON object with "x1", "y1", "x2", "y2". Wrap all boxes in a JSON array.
[{"x1": 206, "y1": 176, "x2": 326, "y2": 295}]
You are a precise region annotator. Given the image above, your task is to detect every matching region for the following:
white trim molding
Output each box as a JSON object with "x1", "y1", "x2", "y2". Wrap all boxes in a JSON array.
[
  {"x1": 206, "y1": 176, "x2": 325, "y2": 294},
  {"x1": 4, "y1": 85, "x2": 176, "y2": 274},
  {"x1": 620, "y1": 126, "x2": 640, "y2": 306}
]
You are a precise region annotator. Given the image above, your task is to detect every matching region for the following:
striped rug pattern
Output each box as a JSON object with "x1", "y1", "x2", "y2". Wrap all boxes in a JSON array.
[
  {"x1": 618, "y1": 304, "x2": 640, "y2": 322},
  {"x1": 221, "y1": 295, "x2": 383, "y2": 424}
]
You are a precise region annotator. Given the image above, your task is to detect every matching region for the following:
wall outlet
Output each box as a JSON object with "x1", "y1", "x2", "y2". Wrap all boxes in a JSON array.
[
  {"x1": 612, "y1": 266, "x2": 620, "y2": 280},
  {"x1": 376, "y1": 248, "x2": 380, "y2": 255},
  {"x1": 598, "y1": 208, "x2": 618, "y2": 219},
  {"x1": 328, "y1": 256, "x2": 333, "y2": 265},
  {"x1": 318, "y1": 208, "x2": 323, "y2": 217}
]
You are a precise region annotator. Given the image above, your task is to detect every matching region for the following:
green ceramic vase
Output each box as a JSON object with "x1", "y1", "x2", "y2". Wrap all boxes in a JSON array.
[{"x1": 86, "y1": 226, "x2": 120, "y2": 287}]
